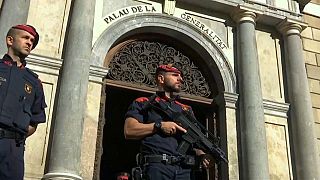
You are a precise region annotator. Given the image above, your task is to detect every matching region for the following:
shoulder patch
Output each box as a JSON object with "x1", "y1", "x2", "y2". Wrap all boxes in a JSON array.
[
  {"x1": 175, "y1": 101, "x2": 191, "y2": 111},
  {"x1": 135, "y1": 97, "x2": 149, "y2": 103}
]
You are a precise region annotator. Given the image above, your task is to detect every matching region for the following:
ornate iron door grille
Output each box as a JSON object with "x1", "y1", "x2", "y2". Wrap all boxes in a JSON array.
[{"x1": 107, "y1": 40, "x2": 212, "y2": 98}]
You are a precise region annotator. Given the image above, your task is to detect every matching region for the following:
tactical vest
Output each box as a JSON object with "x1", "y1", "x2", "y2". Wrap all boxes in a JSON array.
[{"x1": 0, "y1": 61, "x2": 38, "y2": 134}]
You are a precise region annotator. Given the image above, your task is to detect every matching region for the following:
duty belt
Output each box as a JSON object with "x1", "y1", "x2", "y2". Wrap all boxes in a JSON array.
[
  {"x1": 0, "y1": 127, "x2": 25, "y2": 140},
  {"x1": 140, "y1": 154, "x2": 195, "y2": 166}
]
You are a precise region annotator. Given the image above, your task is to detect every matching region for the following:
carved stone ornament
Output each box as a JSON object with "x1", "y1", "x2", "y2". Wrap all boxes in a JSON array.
[{"x1": 107, "y1": 40, "x2": 212, "y2": 98}]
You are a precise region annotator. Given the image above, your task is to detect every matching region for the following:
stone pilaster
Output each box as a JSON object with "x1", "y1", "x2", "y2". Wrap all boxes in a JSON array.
[
  {"x1": 215, "y1": 92, "x2": 240, "y2": 180},
  {"x1": 277, "y1": 18, "x2": 320, "y2": 180},
  {"x1": 42, "y1": 0, "x2": 96, "y2": 179},
  {"x1": 0, "y1": 0, "x2": 30, "y2": 55},
  {"x1": 232, "y1": 7, "x2": 270, "y2": 180}
]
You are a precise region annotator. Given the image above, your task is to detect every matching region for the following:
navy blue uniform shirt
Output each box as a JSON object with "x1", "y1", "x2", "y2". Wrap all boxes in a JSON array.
[
  {"x1": 0, "y1": 54, "x2": 47, "y2": 134},
  {"x1": 125, "y1": 94, "x2": 194, "y2": 156}
]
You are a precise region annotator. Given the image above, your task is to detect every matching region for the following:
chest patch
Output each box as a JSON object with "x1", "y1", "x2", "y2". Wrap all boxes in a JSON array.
[
  {"x1": 0, "y1": 76, "x2": 6, "y2": 86},
  {"x1": 0, "y1": 76, "x2": 6, "y2": 82},
  {"x1": 25, "y1": 83, "x2": 33, "y2": 94}
]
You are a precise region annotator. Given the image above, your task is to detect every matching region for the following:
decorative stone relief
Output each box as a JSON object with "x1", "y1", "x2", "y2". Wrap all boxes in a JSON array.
[{"x1": 107, "y1": 40, "x2": 212, "y2": 98}]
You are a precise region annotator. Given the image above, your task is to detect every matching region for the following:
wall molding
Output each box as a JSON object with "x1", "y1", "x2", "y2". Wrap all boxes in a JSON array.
[{"x1": 26, "y1": 54, "x2": 109, "y2": 83}]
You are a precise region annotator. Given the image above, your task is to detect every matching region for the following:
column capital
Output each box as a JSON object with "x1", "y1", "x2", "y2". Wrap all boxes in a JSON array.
[
  {"x1": 277, "y1": 18, "x2": 308, "y2": 36},
  {"x1": 231, "y1": 5, "x2": 262, "y2": 24},
  {"x1": 214, "y1": 92, "x2": 239, "y2": 109}
]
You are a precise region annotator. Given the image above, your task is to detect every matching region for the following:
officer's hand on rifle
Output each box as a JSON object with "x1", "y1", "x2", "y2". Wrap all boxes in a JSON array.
[
  {"x1": 160, "y1": 121, "x2": 187, "y2": 135},
  {"x1": 195, "y1": 149, "x2": 215, "y2": 169},
  {"x1": 200, "y1": 154, "x2": 215, "y2": 169}
]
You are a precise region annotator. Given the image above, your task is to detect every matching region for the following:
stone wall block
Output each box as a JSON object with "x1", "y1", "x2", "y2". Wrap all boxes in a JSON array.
[
  {"x1": 27, "y1": 0, "x2": 71, "y2": 58},
  {"x1": 313, "y1": 28, "x2": 320, "y2": 41},
  {"x1": 257, "y1": 30, "x2": 284, "y2": 101},
  {"x1": 311, "y1": 93, "x2": 320, "y2": 108},
  {"x1": 302, "y1": 27, "x2": 313, "y2": 39},
  {"x1": 304, "y1": 14, "x2": 320, "y2": 28},
  {"x1": 314, "y1": 108, "x2": 320, "y2": 123},
  {"x1": 311, "y1": 0, "x2": 320, "y2": 5},
  {"x1": 315, "y1": 123, "x2": 320, "y2": 138},
  {"x1": 303, "y1": 39, "x2": 320, "y2": 53},
  {"x1": 306, "y1": 64, "x2": 320, "y2": 80},
  {"x1": 318, "y1": 140, "x2": 320, "y2": 161},
  {"x1": 309, "y1": 79, "x2": 320, "y2": 93},
  {"x1": 317, "y1": 54, "x2": 320, "y2": 65},
  {"x1": 304, "y1": 51, "x2": 318, "y2": 65}
]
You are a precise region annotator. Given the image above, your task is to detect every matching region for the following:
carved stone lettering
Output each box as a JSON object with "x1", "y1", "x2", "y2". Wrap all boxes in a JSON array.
[
  {"x1": 104, "y1": 6, "x2": 158, "y2": 24},
  {"x1": 180, "y1": 13, "x2": 228, "y2": 51}
]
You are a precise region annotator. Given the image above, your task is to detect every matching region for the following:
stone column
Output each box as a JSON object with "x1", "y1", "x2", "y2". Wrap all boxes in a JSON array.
[
  {"x1": 0, "y1": 0, "x2": 31, "y2": 55},
  {"x1": 233, "y1": 8, "x2": 270, "y2": 180},
  {"x1": 277, "y1": 19, "x2": 320, "y2": 180},
  {"x1": 42, "y1": 0, "x2": 96, "y2": 179}
]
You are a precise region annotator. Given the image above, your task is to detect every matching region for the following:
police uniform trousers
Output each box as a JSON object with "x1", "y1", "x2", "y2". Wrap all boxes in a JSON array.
[
  {"x1": 0, "y1": 138, "x2": 24, "y2": 180},
  {"x1": 144, "y1": 162, "x2": 191, "y2": 180}
]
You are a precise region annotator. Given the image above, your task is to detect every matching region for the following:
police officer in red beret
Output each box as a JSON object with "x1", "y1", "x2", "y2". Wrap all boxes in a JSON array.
[
  {"x1": 0, "y1": 24, "x2": 47, "y2": 180},
  {"x1": 124, "y1": 64, "x2": 213, "y2": 180}
]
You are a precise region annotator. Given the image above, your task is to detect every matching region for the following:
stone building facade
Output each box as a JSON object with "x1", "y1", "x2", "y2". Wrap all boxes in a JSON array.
[{"x1": 0, "y1": 0, "x2": 319, "y2": 179}]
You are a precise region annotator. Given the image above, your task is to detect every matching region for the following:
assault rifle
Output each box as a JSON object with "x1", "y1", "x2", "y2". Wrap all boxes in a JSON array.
[{"x1": 146, "y1": 94, "x2": 228, "y2": 164}]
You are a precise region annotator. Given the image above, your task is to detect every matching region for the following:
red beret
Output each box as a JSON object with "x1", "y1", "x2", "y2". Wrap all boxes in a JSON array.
[
  {"x1": 156, "y1": 64, "x2": 181, "y2": 74},
  {"x1": 12, "y1": 24, "x2": 39, "y2": 49}
]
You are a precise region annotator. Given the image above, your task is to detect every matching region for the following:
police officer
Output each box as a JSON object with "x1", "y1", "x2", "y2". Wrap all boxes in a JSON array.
[
  {"x1": 124, "y1": 64, "x2": 213, "y2": 180},
  {"x1": 0, "y1": 24, "x2": 47, "y2": 180}
]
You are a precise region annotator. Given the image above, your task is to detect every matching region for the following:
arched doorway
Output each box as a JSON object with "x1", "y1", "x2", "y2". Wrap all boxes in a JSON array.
[{"x1": 99, "y1": 34, "x2": 223, "y2": 180}]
